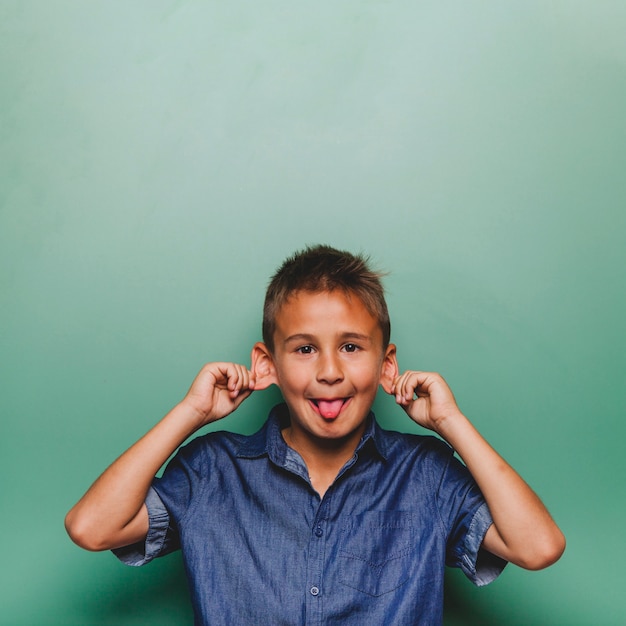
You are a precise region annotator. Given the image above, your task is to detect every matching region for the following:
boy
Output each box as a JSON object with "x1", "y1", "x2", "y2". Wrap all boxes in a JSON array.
[{"x1": 66, "y1": 245, "x2": 565, "y2": 625}]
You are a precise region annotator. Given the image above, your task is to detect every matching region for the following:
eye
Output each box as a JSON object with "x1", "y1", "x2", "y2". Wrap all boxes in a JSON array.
[
  {"x1": 342, "y1": 343, "x2": 360, "y2": 353},
  {"x1": 296, "y1": 345, "x2": 314, "y2": 355}
]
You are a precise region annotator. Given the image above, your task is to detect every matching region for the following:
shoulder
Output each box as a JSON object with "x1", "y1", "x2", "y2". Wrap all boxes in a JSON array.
[
  {"x1": 372, "y1": 424, "x2": 460, "y2": 483},
  {"x1": 166, "y1": 428, "x2": 259, "y2": 470},
  {"x1": 375, "y1": 423, "x2": 454, "y2": 463},
  {"x1": 371, "y1": 426, "x2": 481, "y2": 520}
]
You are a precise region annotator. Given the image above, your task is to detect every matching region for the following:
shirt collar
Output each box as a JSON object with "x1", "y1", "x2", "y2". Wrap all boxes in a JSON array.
[{"x1": 235, "y1": 403, "x2": 391, "y2": 463}]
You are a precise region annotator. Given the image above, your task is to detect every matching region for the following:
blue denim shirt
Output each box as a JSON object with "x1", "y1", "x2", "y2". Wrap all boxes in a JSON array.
[{"x1": 114, "y1": 404, "x2": 506, "y2": 625}]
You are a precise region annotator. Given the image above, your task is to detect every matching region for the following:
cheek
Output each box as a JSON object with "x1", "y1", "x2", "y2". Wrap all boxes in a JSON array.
[
  {"x1": 276, "y1": 365, "x2": 308, "y2": 392},
  {"x1": 352, "y1": 363, "x2": 385, "y2": 389}
]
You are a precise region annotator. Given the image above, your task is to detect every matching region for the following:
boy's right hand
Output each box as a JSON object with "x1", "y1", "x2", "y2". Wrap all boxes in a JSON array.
[
  {"x1": 65, "y1": 361, "x2": 256, "y2": 553},
  {"x1": 181, "y1": 362, "x2": 255, "y2": 428}
]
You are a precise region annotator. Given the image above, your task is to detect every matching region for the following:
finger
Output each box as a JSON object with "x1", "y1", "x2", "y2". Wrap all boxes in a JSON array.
[
  {"x1": 209, "y1": 362, "x2": 239, "y2": 395},
  {"x1": 402, "y1": 381, "x2": 416, "y2": 404},
  {"x1": 398, "y1": 371, "x2": 427, "y2": 404},
  {"x1": 389, "y1": 375, "x2": 401, "y2": 399},
  {"x1": 230, "y1": 364, "x2": 255, "y2": 398},
  {"x1": 229, "y1": 364, "x2": 245, "y2": 397},
  {"x1": 237, "y1": 365, "x2": 254, "y2": 394},
  {"x1": 393, "y1": 372, "x2": 412, "y2": 404},
  {"x1": 231, "y1": 369, "x2": 256, "y2": 405},
  {"x1": 209, "y1": 363, "x2": 233, "y2": 389}
]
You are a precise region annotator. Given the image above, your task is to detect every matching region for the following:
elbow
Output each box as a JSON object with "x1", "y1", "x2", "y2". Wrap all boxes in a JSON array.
[
  {"x1": 64, "y1": 509, "x2": 110, "y2": 552},
  {"x1": 518, "y1": 530, "x2": 566, "y2": 571}
]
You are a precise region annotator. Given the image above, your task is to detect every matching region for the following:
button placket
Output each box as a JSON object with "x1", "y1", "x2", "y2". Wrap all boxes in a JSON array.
[{"x1": 305, "y1": 498, "x2": 330, "y2": 620}]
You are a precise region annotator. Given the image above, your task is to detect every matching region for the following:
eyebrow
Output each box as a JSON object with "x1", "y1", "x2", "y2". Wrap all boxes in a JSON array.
[{"x1": 282, "y1": 332, "x2": 373, "y2": 345}]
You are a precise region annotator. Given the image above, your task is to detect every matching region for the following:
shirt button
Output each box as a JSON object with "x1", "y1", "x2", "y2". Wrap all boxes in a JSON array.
[
  {"x1": 310, "y1": 586, "x2": 320, "y2": 596},
  {"x1": 315, "y1": 525, "x2": 323, "y2": 537}
]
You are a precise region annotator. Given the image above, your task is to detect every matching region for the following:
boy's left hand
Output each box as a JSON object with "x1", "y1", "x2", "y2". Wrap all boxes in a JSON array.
[{"x1": 390, "y1": 371, "x2": 462, "y2": 433}]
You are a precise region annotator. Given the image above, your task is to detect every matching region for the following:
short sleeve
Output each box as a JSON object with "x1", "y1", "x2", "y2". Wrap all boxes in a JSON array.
[
  {"x1": 112, "y1": 487, "x2": 180, "y2": 566},
  {"x1": 459, "y1": 501, "x2": 507, "y2": 586},
  {"x1": 433, "y1": 443, "x2": 507, "y2": 586},
  {"x1": 112, "y1": 436, "x2": 208, "y2": 566}
]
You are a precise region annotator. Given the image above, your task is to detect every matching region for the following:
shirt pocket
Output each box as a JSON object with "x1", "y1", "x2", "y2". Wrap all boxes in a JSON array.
[{"x1": 338, "y1": 511, "x2": 415, "y2": 597}]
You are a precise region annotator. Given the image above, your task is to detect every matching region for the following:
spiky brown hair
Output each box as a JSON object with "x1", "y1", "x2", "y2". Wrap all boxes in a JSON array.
[{"x1": 262, "y1": 244, "x2": 390, "y2": 352}]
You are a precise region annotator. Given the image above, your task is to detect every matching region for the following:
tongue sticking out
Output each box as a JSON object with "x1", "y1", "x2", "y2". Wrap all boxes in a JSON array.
[{"x1": 317, "y1": 399, "x2": 344, "y2": 419}]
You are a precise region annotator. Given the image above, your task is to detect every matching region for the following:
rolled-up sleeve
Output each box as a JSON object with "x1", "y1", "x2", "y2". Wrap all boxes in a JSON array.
[
  {"x1": 112, "y1": 487, "x2": 179, "y2": 566},
  {"x1": 459, "y1": 501, "x2": 507, "y2": 586},
  {"x1": 435, "y1": 442, "x2": 508, "y2": 587}
]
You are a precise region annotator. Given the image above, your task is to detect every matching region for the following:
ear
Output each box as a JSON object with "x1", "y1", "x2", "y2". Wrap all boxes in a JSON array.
[
  {"x1": 251, "y1": 342, "x2": 279, "y2": 391},
  {"x1": 379, "y1": 344, "x2": 399, "y2": 394}
]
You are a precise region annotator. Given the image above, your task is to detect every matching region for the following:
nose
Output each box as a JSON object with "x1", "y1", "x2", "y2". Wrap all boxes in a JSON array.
[{"x1": 316, "y1": 352, "x2": 344, "y2": 385}]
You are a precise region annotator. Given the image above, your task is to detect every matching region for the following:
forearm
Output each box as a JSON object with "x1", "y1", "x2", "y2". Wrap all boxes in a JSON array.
[
  {"x1": 65, "y1": 402, "x2": 202, "y2": 551},
  {"x1": 437, "y1": 411, "x2": 565, "y2": 570}
]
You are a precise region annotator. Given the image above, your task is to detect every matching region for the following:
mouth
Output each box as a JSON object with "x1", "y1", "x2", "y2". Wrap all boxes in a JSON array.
[{"x1": 309, "y1": 397, "x2": 351, "y2": 419}]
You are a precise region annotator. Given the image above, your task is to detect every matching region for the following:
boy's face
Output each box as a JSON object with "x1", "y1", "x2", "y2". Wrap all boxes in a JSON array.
[{"x1": 253, "y1": 290, "x2": 397, "y2": 449}]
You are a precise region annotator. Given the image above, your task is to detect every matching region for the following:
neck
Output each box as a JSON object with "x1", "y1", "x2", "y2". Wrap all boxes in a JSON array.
[{"x1": 281, "y1": 424, "x2": 366, "y2": 498}]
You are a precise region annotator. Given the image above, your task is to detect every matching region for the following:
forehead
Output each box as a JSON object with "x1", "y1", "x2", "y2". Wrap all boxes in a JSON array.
[{"x1": 274, "y1": 290, "x2": 380, "y2": 338}]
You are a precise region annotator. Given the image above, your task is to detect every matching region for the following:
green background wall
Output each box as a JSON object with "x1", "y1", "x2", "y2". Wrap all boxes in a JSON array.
[{"x1": 1, "y1": 2, "x2": 624, "y2": 624}]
